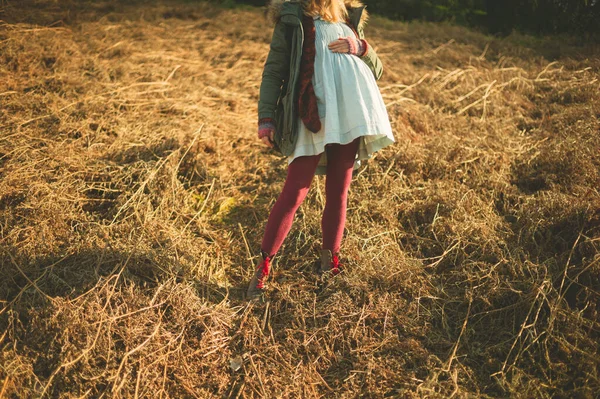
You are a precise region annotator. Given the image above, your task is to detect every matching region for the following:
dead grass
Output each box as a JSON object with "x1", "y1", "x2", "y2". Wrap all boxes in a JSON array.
[{"x1": 0, "y1": 0, "x2": 599, "y2": 398}]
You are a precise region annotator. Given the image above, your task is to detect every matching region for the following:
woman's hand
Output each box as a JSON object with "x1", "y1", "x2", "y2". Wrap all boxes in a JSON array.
[
  {"x1": 328, "y1": 36, "x2": 367, "y2": 56},
  {"x1": 258, "y1": 118, "x2": 276, "y2": 148},
  {"x1": 259, "y1": 128, "x2": 275, "y2": 148},
  {"x1": 328, "y1": 37, "x2": 351, "y2": 53}
]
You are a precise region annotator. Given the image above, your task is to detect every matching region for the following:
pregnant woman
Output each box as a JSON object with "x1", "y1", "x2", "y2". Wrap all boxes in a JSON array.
[{"x1": 247, "y1": 0, "x2": 395, "y2": 300}]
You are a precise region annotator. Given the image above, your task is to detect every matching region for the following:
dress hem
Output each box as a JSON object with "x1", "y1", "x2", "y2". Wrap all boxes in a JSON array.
[{"x1": 287, "y1": 121, "x2": 395, "y2": 176}]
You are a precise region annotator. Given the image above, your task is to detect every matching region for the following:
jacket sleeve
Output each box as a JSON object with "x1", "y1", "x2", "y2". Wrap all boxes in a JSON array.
[
  {"x1": 357, "y1": 26, "x2": 383, "y2": 81},
  {"x1": 258, "y1": 20, "x2": 291, "y2": 121}
]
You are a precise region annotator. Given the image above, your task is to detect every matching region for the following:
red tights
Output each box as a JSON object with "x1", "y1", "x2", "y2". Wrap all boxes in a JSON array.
[{"x1": 261, "y1": 138, "x2": 360, "y2": 257}]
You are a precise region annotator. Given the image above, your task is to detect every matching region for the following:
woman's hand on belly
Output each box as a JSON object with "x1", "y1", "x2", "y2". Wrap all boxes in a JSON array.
[
  {"x1": 328, "y1": 38, "x2": 351, "y2": 54},
  {"x1": 328, "y1": 37, "x2": 364, "y2": 56}
]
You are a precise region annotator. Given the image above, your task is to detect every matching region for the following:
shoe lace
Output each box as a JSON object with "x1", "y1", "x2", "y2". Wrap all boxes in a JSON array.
[
  {"x1": 331, "y1": 254, "x2": 341, "y2": 275},
  {"x1": 255, "y1": 255, "x2": 271, "y2": 289}
]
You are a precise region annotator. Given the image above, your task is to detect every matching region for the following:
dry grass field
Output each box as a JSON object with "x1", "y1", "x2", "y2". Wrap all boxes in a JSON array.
[{"x1": 1, "y1": 0, "x2": 599, "y2": 397}]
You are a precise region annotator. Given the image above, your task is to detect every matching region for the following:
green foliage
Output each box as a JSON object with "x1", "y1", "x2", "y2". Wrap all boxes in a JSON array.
[
  {"x1": 363, "y1": 0, "x2": 486, "y2": 24},
  {"x1": 362, "y1": 0, "x2": 600, "y2": 35},
  {"x1": 220, "y1": 0, "x2": 238, "y2": 8}
]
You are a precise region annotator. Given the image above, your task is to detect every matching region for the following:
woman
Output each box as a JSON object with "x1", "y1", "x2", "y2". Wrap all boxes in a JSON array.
[{"x1": 247, "y1": 0, "x2": 395, "y2": 300}]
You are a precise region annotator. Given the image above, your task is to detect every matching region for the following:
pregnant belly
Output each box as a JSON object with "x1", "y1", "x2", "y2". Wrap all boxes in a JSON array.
[
  {"x1": 312, "y1": 53, "x2": 378, "y2": 119},
  {"x1": 314, "y1": 53, "x2": 375, "y2": 93}
]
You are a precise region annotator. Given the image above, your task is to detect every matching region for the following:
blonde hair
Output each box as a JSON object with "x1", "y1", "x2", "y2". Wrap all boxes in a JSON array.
[{"x1": 303, "y1": 0, "x2": 348, "y2": 23}]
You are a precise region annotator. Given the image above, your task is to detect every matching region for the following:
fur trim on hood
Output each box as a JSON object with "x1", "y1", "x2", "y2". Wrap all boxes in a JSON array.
[{"x1": 266, "y1": 0, "x2": 369, "y2": 28}]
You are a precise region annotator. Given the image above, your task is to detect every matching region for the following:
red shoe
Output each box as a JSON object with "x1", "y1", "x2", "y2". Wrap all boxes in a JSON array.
[
  {"x1": 246, "y1": 251, "x2": 273, "y2": 300},
  {"x1": 319, "y1": 249, "x2": 342, "y2": 276}
]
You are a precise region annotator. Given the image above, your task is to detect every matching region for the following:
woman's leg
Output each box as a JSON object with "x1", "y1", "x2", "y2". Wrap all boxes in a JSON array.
[
  {"x1": 322, "y1": 138, "x2": 360, "y2": 254},
  {"x1": 261, "y1": 154, "x2": 321, "y2": 257}
]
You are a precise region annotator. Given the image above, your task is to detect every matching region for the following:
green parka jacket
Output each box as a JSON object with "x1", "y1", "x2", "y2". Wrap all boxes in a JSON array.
[{"x1": 258, "y1": 0, "x2": 383, "y2": 156}]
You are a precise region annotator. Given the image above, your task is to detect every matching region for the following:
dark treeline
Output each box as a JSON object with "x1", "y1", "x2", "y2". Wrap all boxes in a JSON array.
[
  {"x1": 230, "y1": 0, "x2": 600, "y2": 36},
  {"x1": 363, "y1": 0, "x2": 600, "y2": 35}
]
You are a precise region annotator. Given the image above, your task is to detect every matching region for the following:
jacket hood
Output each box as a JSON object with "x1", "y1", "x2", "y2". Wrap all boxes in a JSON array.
[{"x1": 266, "y1": 0, "x2": 369, "y2": 29}]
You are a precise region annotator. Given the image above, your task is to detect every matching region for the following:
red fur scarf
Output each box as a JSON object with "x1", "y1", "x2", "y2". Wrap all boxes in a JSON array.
[{"x1": 298, "y1": 14, "x2": 321, "y2": 134}]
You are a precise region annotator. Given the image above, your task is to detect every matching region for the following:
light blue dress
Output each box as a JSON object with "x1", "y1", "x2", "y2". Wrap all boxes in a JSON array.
[{"x1": 288, "y1": 16, "x2": 395, "y2": 175}]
